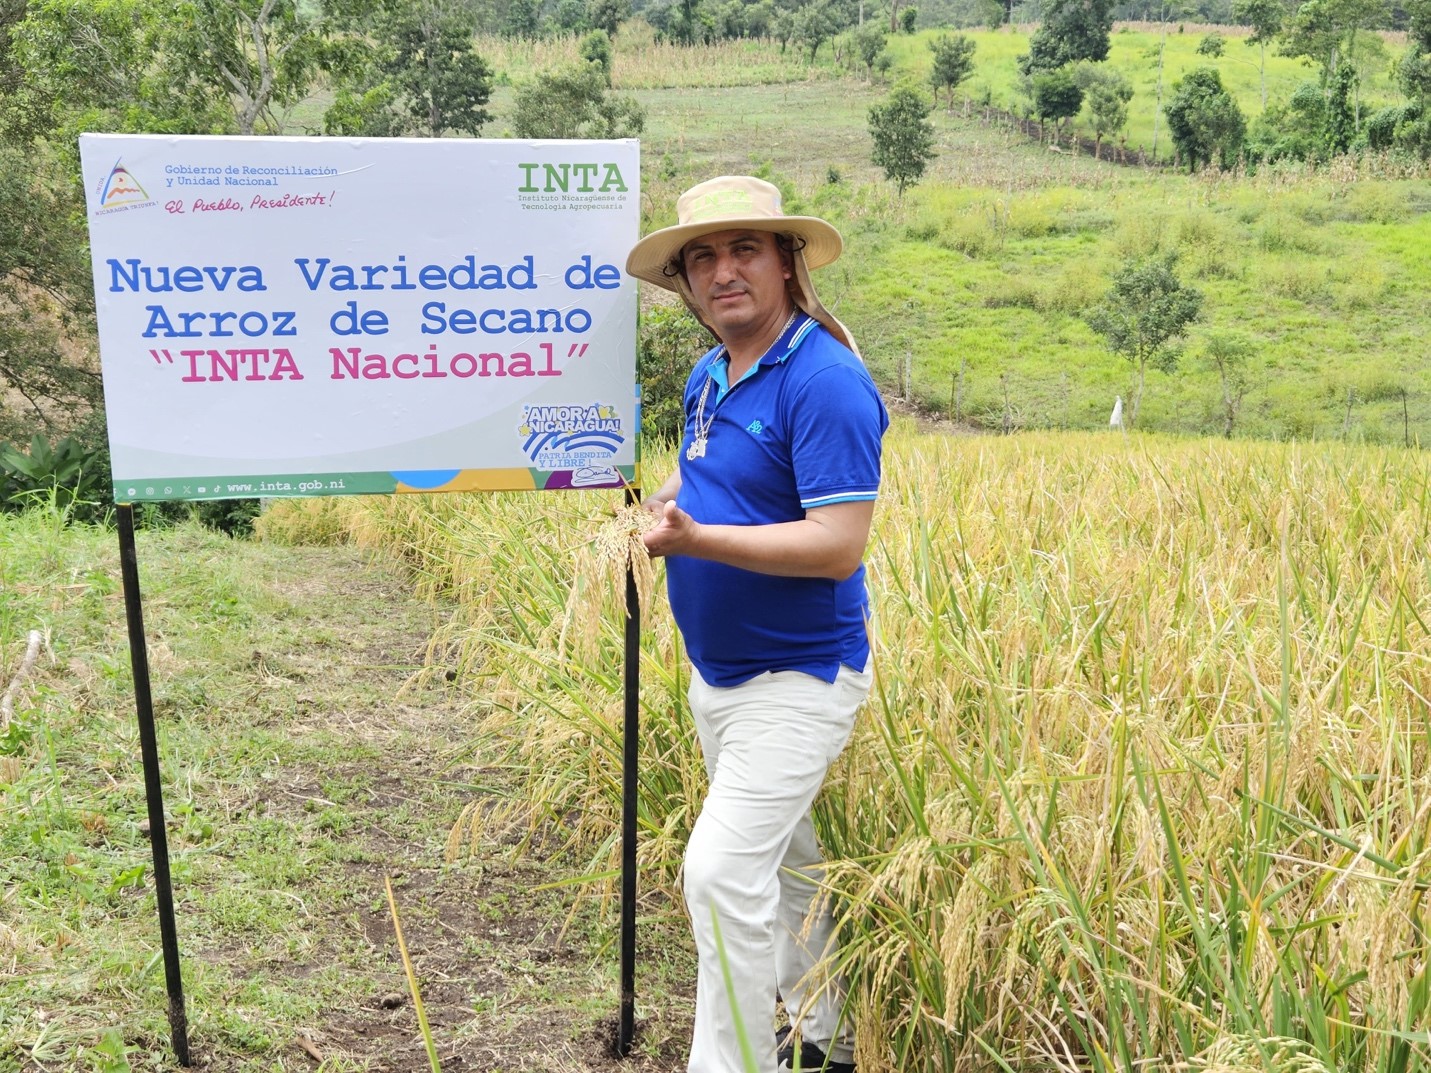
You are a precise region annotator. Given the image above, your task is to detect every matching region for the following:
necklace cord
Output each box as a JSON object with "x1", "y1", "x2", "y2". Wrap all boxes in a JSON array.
[{"x1": 686, "y1": 310, "x2": 803, "y2": 462}]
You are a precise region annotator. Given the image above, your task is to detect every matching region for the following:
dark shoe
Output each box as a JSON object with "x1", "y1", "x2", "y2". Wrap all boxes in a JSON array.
[{"x1": 776, "y1": 1026, "x2": 855, "y2": 1073}]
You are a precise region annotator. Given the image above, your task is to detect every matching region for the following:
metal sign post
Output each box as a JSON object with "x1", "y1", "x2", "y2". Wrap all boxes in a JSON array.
[
  {"x1": 617, "y1": 487, "x2": 642, "y2": 1057},
  {"x1": 116, "y1": 504, "x2": 192, "y2": 1066}
]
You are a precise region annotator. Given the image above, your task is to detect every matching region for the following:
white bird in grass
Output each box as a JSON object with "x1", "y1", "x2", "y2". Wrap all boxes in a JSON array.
[{"x1": 1109, "y1": 395, "x2": 1124, "y2": 430}]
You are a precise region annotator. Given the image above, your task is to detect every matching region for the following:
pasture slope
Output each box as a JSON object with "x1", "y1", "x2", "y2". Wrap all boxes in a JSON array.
[{"x1": 501, "y1": 29, "x2": 1429, "y2": 447}]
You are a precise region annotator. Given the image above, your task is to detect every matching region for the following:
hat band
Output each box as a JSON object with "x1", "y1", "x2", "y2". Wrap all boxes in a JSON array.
[{"x1": 682, "y1": 188, "x2": 782, "y2": 224}]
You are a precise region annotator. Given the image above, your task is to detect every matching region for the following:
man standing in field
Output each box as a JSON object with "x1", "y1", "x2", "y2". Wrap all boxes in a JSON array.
[{"x1": 626, "y1": 176, "x2": 888, "y2": 1073}]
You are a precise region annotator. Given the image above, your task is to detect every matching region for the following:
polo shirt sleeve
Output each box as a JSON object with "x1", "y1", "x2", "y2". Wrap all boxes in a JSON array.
[{"x1": 788, "y1": 363, "x2": 888, "y2": 510}]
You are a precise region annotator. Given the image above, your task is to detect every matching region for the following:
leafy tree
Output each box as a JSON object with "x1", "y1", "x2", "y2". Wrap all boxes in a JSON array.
[
  {"x1": 1031, "y1": 66, "x2": 1083, "y2": 142},
  {"x1": 0, "y1": 148, "x2": 101, "y2": 444},
  {"x1": 1, "y1": 0, "x2": 382, "y2": 446},
  {"x1": 0, "y1": 1, "x2": 27, "y2": 124},
  {"x1": 1410, "y1": 0, "x2": 1431, "y2": 49},
  {"x1": 639, "y1": 304, "x2": 708, "y2": 441},
  {"x1": 580, "y1": 28, "x2": 614, "y2": 82},
  {"x1": 1085, "y1": 253, "x2": 1203, "y2": 429},
  {"x1": 771, "y1": 8, "x2": 796, "y2": 50},
  {"x1": 384, "y1": 0, "x2": 492, "y2": 136},
  {"x1": 505, "y1": 0, "x2": 540, "y2": 37},
  {"x1": 978, "y1": 0, "x2": 1006, "y2": 29},
  {"x1": 1281, "y1": 0, "x2": 1387, "y2": 86},
  {"x1": 14, "y1": 0, "x2": 381, "y2": 140},
  {"x1": 510, "y1": 63, "x2": 645, "y2": 138},
  {"x1": 1019, "y1": 0, "x2": 1114, "y2": 75},
  {"x1": 1245, "y1": 80, "x2": 1326, "y2": 161},
  {"x1": 1235, "y1": 0, "x2": 1283, "y2": 108},
  {"x1": 11, "y1": 0, "x2": 233, "y2": 143},
  {"x1": 900, "y1": 5, "x2": 918, "y2": 32},
  {"x1": 1364, "y1": 101, "x2": 1406, "y2": 147},
  {"x1": 1074, "y1": 61, "x2": 1133, "y2": 158},
  {"x1": 886, "y1": 0, "x2": 907, "y2": 33},
  {"x1": 714, "y1": 0, "x2": 746, "y2": 38},
  {"x1": 1, "y1": 0, "x2": 294, "y2": 444},
  {"x1": 743, "y1": 0, "x2": 775, "y2": 37},
  {"x1": 1164, "y1": 65, "x2": 1245, "y2": 170},
  {"x1": 662, "y1": 0, "x2": 711, "y2": 44},
  {"x1": 1197, "y1": 32, "x2": 1225, "y2": 56},
  {"x1": 588, "y1": 0, "x2": 631, "y2": 35},
  {"x1": 1201, "y1": 331, "x2": 1253, "y2": 438},
  {"x1": 853, "y1": 21, "x2": 889, "y2": 80},
  {"x1": 1324, "y1": 61, "x2": 1358, "y2": 151},
  {"x1": 323, "y1": 80, "x2": 406, "y2": 136},
  {"x1": 795, "y1": 0, "x2": 840, "y2": 62},
  {"x1": 928, "y1": 32, "x2": 976, "y2": 109},
  {"x1": 868, "y1": 83, "x2": 936, "y2": 196},
  {"x1": 1388, "y1": 0, "x2": 1431, "y2": 155},
  {"x1": 161, "y1": 0, "x2": 361, "y2": 136},
  {"x1": 551, "y1": 0, "x2": 589, "y2": 33}
]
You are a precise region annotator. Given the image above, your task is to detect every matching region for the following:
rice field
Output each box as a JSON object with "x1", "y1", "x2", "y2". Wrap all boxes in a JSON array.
[{"x1": 268, "y1": 426, "x2": 1431, "y2": 1072}]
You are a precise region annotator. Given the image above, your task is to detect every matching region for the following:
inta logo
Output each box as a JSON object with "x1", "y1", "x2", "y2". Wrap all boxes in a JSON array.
[{"x1": 516, "y1": 162, "x2": 629, "y2": 211}]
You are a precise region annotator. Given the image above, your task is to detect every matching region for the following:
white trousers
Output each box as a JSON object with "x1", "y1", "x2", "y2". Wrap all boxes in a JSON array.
[{"x1": 684, "y1": 662, "x2": 872, "y2": 1073}]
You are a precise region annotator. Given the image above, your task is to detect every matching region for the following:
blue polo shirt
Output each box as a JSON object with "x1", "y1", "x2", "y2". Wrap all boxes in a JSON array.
[{"x1": 667, "y1": 315, "x2": 888, "y2": 688}]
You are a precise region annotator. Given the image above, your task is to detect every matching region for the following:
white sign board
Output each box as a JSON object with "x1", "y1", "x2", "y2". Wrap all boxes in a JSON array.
[{"x1": 80, "y1": 134, "x2": 640, "y2": 501}]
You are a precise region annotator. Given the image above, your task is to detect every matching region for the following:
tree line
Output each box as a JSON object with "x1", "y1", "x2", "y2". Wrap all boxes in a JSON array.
[{"x1": 862, "y1": 0, "x2": 1429, "y2": 195}]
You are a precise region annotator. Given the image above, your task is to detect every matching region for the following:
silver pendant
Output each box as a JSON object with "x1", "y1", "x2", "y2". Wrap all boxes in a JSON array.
[{"x1": 686, "y1": 436, "x2": 707, "y2": 461}]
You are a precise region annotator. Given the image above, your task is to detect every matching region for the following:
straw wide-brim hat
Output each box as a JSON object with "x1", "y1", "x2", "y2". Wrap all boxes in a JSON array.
[{"x1": 625, "y1": 176, "x2": 859, "y2": 355}]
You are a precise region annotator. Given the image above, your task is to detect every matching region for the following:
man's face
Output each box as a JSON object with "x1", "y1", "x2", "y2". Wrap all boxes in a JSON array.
[{"x1": 680, "y1": 229, "x2": 793, "y2": 344}]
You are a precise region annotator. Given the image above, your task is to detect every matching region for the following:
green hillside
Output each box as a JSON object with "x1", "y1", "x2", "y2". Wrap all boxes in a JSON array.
[
  {"x1": 589, "y1": 59, "x2": 1429, "y2": 445},
  {"x1": 884, "y1": 25, "x2": 1406, "y2": 162}
]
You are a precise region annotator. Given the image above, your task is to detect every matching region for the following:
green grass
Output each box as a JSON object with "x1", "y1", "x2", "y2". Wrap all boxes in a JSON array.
[{"x1": 829, "y1": 170, "x2": 1431, "y2": 441}]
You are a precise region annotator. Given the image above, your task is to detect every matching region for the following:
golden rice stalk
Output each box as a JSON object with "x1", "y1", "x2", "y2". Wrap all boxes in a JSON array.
[
  {"x1": 941, "y1": 854, "x2": 996, "y2": 1028},
  {"x1": 593, "y1": 503, "x2": 658, "y2": 611},
  {"x1": 1183, "y1": 1034, "x2": 1332, "y2": 1073}
]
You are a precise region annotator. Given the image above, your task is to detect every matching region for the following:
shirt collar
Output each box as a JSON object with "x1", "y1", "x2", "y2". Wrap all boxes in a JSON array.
[{"x1": 709, "y1": 312, "x2": 815, "y2": 383}]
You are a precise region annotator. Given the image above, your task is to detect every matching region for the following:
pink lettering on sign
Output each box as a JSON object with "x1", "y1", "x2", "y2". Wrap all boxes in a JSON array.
[
  {"x1": 328, "y1": 342, "x2": 563, "y2": 380},
  {"x1": 250, "y1": 191, "x2": 334, "y2": 210},
  {"x1": 145, "y1": 347, "x2": 308, "y2": 382}
]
